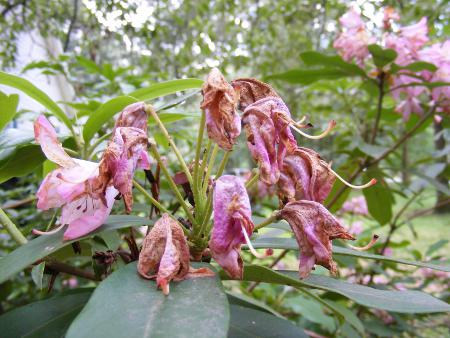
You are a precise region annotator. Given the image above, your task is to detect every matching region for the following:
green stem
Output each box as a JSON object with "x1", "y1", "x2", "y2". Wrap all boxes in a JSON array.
[
  {"x1": 63, "y1": 147, "x2": 80, "y2": 157},
  {"x1": 150, "y1": 145, "x2": 196, "y2": 226},
  {"x1": 86, "y1": 132, "x2": 112, "y2": 158},
  {"x1": 0, "y1": 207, "x2": 27, "y2": 245},
  {"x1": 132, "y1": 180, "x2": 190, "y2": 235},
  {"x1": 201, "y1": 144, "x2": 219, "y2": 196},
  {"x1": 245, "y1": 171, "x2": 260, "y2": 189},
  {"x1": 193, "y1": 109, "x2": 206, "y2": 194},
  {"x1": 254, "y1": 211, "x2": 281, "y2": 231},
  {"x1": 145, "y1": 104, "x2": 193, "y2": 185}
]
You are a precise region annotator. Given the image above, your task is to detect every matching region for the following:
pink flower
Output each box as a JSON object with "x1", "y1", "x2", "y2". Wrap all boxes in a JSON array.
[
  {"x1": 209, "y1": 175, "x2": 254, "y2": 279},
  {"x1": 333, "y1": 8, "x2": 374, "y2": 67},
  {"x1": 341, "y1": 196, "x2": 368, "y2": 216},
  {"x1": 383, "y1": 7, "x2": 399, "y2": 30},
  {"x1": 34, "y1": 115, "x2": 118, "y2": 240},
  {"x1": 399, "y1": 17, "x2": 429, "y2": 51},
  {"x1": 242, "y1": 97, "x2": 297, "y2": 185},
  {"x1": 201, "y1": 68, "x2": 241, "y2": 151},
  {"x1": 278, "y1": 147, "x2": 335, "y2": 204},
  {"x1": 281, "y1": 200, "x2": 354, "y2": 278}
]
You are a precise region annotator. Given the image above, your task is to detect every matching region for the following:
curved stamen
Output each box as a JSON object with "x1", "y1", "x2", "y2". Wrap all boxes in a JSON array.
[
  {"x1": 241, "y1": 224, "x2": 265, "y2": 259},
  {"x1": 348, "y1": 234, "x2": 379, "y2": 251},
  {"x1": 32, "y1": 224, "x2": 65, "y2": 236},
  {"x1": 328, "y1": 166, "x2": 377, "y2": 189},
  {"x1": 290, "y1": 120, "x2": 336, "y2": 140}
]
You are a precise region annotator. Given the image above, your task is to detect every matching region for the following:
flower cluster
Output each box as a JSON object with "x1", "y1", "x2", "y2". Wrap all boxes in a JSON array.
[
  {"x1": 334, "y1": 7, "x2": 449, "y2": 119},
  {"x1": 203, "y1": 69, "x2": 375, "y2": 279},
  {"x1": 34, "y1": 103, "x2": 150, "y2": 240}
]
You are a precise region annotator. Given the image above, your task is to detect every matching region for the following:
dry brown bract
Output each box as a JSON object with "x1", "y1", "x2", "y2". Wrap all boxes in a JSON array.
[{"x1": 138, "y1": 214, "x2": 214, "y2": 295}]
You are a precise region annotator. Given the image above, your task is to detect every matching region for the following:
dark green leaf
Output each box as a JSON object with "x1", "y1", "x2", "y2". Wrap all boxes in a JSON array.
[
  {"x1": 266, "y1": 68, "x2": 351, "y2": 85},
  {"x1": 31, "y1": 262, "x2": 45, "y2": 290},
  {"x1": 83, "y1": 96, "x2": 138, "y2": 142},
  {"x1": 128, "y1": 78, "x2": 204, "y2": 101},
  {"x1": 0, "y1": 215, "x2": 150, "y2": 284},
  {"x1": 426, "y1": 240, "x2": 449, "y2": 257},
  {"x1": 226, "y1": 291, "x2": 283, "y2": 317},
  {"x1": 228, "y1": 305, "x2": 308, "y2": 338},
  {"x1": 247, "y1": 237, "x2": 450, "y2": 272},
  {"x1": 223, "y1": 265, "x2": 450, "y2": 313},
  {"x1": 362, "y1": 168, "x2": 394, "y2": 225},
  {"x1": 0, "y1": 91, "x2": 19, "y2": 131},
  {"x1": 391, "y1": 61, "x2": 438, "y2": 73},
  {"x1": 368, "y1": 45, "x2": 397, "y2": 69},
  {"x1": 0, "y1": 144, "x2": 45, "y2": 183},
  {"x1": 300, "y1": 51, "x2": 366, "y2": 76},
  {"x1": 0, "y1": 291, "x2": 92, "y2": 338},
  {"x1": 0, "y1": 71, "x2": 71, "y2": 128},
  {"x1": 66, "y1": 262, "x2": 229, "y2": 338}
]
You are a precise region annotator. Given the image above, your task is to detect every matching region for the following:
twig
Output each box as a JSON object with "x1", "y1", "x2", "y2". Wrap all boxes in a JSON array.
[
  {"x1": 45, "y1": 260, "x2": 99, "y2": 281},
  {"x1": 63, "y1": 0, "x2": 79, "y2": 52},
  {"x1": 2, "y1": 196, "x2": 36, "y2": 209}
]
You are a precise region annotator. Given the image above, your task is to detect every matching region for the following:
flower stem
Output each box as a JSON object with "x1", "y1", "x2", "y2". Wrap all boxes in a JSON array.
[
  {"x1": 369, "y1": 72, "x2": 385, "y2": 144},
  {"x1": 132, "y1": 179, "x2": 190, "y2": 235},
  {"x1": 149, "y1": 145, "x2": 196, "y2": 226},
  {"x1": 193, "y1": 109, "x2": 206, "y2": 194},
  {"x1": 86, "y1": 132, "x2": 112, "y2": 158},
  {"x1": 254, "y1": 211, "x2": 281, "y2": 231},
  {"x1": 0, "y1": 207, "x2": 27, "y2": 245},
  {"x1": 145, "y1": 104, "x2": 193, "y2": 185},
  {"x1": 245, "y1": 171, "x2": 260, "y2": 189},
  {"x1": 201, "y1": 144, "x2": 219, "y2": 196}
]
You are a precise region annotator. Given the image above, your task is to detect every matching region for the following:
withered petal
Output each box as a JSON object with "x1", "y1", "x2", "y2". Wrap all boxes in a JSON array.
[{"x1": 231, "y1": 78, "x2": 280, "y2": 110}]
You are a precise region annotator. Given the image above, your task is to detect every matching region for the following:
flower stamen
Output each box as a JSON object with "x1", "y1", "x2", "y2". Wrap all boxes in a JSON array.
[
  {"x1": 348, "y1": 234, "x2": 379, "y2": 251},
  {"x1": 32, "y1": 224, "x2": 66, "y2": 236},
  {"x1": 328, "y1": 165, "x2": 377, "y2": 189},
  {"x1": 290, "y1": 120, "x2": 336, "y2": 140},
  {"x1": 241, "y1": 224, "x2": 265, "y2": 259}
]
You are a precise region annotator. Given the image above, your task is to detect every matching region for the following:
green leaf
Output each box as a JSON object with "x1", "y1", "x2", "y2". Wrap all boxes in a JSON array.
[
  {"x1": 391, "y1": 61, "x2": 438, "y2": 73},
  {"x1": 128, "y1": 78, "x2": 203, "y2": 101},
  {"x1": 0, "y1": 291, "x2": 92, "y2": 338},
  {"x1": 324, "y1": 300, "x2": 365, "y2": 335},
  {"x1": 0, "y1": 215, "x2": 150, "y2": 284},
  {"x1": 66, "y1": 262, "x2": 229, "y2": 338},
  {"x1": 75, "y1": 56, "x2": 102, "y2": 74},
  {"x1": 223, "y1": 265, "x2": 450, "y2": 313},
  {"x1": 0, "y1": 91, "x2": 19, "y2": 131},
  {"x1": 266, "y1": 68, "x2": 351, "y2": 85},
  {"x1": 83, "y1": 96, "x2": 138, "y2": 142},
  {"x1": 31, "y1": 262, "x2": 46, "y2": 290},
  {"x1": 247, "y1": 237, "x2": 450, "y2": 272},
  {"x1": 0, "y1": 71, "x2": 71, "y2": 128},
  {"x1": 300, "y1": 51, "x2": 366, "y2": 76},
  {"x1": 149, "y1": 112, "x2": 199, "y2": 125},
  {"x1": 368, "y1": 45, "x2": 397, "y2": 69},
  {"x1": 226, "y1": 291, "x2": 283, "y2": 317},
  {"x1": 362, "y1": 168, "x2": 394, "y2": 225},
  {"x1": 426, "y1": 239, "x2": 449, "y2": 257},
  {"x1": 0, "y1": 144, "x2": 45, "y2": 183},
  {"x1": 228, "y1": 305, "x2": 308, "y2": 338}
]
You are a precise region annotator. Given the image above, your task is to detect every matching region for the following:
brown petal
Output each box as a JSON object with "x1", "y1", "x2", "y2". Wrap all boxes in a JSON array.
[
  {"x1": 281, "y1": 200, "x2": 354, "y2": 278},
  {"x1": 231, "y1": 78, "x2": 280, "y2": 110},
  {"x1": 114, "y1": 102, "x2": 148, "y2": 132},
  {"x1": 201, "y1": 68, "x2": 241, "y2": 151}
]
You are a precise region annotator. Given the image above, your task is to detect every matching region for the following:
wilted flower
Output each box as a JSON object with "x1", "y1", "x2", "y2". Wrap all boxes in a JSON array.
[
  {"x1": 278, "y1": 147, "x2": 335, "y2": 204},
  {"x1": 34, "y1": 115, "x2": 118, "y2": 240},
  {"x1": 281, "y1": 200, "x2": 355, "y2": 278},
  {"x1": 209, "y1": 175, "x2": 255, "y2": 279},
  {"x1": 231, "y1": 78, "x2": 280, "y2": 110},
  {"x1": 96, "y1": 126, "x2": 150, "y2": 213},
  {"x1": 201, "y1": 68, "x2": 241, "y2": 151},
  {"x1": 242, "y1": 97, "x2": 298, "y2": 185},
  {"x1": 333, "y1": 8, "x2": 375, "y2": 67},
  {"x1": 138, "y1": 214, "x2": 214, "y2": 295},
  {"x1": 114, "y1": 102, "x2": 149, "y2": 131}
]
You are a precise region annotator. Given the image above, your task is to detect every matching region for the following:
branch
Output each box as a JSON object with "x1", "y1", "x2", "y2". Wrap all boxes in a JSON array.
[
  {"x1": 45, "y1": 259, "x2": 99, "y2": 281},
  {"x1": 63, "y1": 0, "x2": 79, "y2": 52}
]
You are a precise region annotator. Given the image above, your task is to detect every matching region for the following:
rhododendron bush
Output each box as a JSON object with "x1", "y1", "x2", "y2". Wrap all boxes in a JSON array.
[{"x1": 0, "y1": 4, "x2": 449, "y2": 338}]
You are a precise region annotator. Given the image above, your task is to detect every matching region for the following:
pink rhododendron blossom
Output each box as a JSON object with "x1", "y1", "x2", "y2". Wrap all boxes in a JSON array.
[
  {"x1": 201, "y1": 68, "x2": 241, "y2": 151},
  {"x1": 333, "y1": 8, "x2": 374, "y2": 67},
  {"x1": 281, "y1": 200, "x2": 355, "y2": 278},
  {"x1": 242, "y1": 97, "x2": 297, "y2": 185},
  {"x1": 341, "y1": 196, "x2": 368, "y2": 216},
  {"x1": 34, "y1": 115, "x2": 118, "y2": 240},
  {"x1": 209, "y1": 175, "x2": 254, "y2": 279},
  {"x1": 383, "y1": 7, "x2": 399, "y2": 30},
  {"x1": 278, "y1": 147, "x2": 335, "y2": 204}
]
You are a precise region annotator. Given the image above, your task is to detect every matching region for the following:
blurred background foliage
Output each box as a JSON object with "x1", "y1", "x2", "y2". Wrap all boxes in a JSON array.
[{"x1": 0, "y1": 0, "x2": 449, "y2": 337}]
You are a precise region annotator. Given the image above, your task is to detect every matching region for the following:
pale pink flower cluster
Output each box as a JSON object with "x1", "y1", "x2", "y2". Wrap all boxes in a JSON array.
[
  {"x1": 334, "y1": 7, "x2": 450, "y2": 120},
  {"x1": 341, "y1": 196, "x2": 368, "y2": 216}
]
